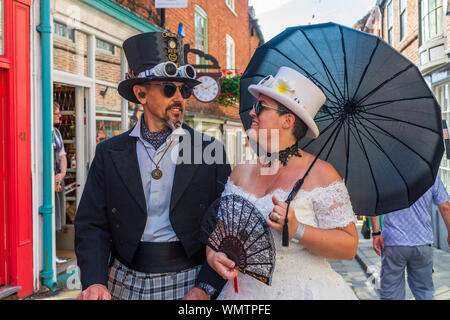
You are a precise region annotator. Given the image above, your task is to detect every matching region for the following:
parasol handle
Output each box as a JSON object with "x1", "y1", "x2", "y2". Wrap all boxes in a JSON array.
[{"x1": 282, "y1": 153, "x2": 321, "y2": 247}]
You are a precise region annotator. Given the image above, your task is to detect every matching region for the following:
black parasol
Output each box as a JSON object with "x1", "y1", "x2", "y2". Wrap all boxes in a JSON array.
[{"x1": 240, "y1": 22, "x2": 444, "y2": 216}]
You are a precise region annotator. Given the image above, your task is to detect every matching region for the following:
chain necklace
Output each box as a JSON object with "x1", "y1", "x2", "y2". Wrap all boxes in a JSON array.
[{"x1": 142, "y1": 140, "x2": 174, "y2": 180}]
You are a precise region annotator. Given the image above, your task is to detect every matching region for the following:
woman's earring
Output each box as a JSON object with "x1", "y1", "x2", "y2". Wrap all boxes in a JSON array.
[{"x1": 138, "y1": 91, "x2": 146, "y2": 99}]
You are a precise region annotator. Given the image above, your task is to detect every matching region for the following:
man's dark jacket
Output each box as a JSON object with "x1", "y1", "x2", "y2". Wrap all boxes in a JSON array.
[{"x1": 75, "y1": 123, "x2": 231, "y2": 293}]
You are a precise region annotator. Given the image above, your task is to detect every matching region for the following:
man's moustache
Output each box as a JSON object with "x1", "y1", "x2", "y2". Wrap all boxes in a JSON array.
[{"x1": 166, "y1": 103, "x2": 183, "y2": 111}]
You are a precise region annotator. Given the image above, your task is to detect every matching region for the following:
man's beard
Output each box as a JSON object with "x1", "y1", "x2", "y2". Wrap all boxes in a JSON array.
[{"x1": 165, "y1": 102, "x2": 184, "y2": 130}]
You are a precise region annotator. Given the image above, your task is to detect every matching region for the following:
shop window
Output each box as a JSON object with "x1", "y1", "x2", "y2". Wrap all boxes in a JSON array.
[
  {"x1": 0, "y1": 0, "x2": 4, "y2": 55},
  {"x1": 53, "y1": 85, "x2": 77, "y2": 208},
  {"x1": 96, "y1": 84, "x2": 123, "y2": 142},
  {"x1": 399, "y1": 0, "x2": 407, "y2": 41},
  {"x1": 128, "y1": 102, "x2": 143, "y2": 129},
  {"x1": 387, "y1": 1, "x2": 393, "y2": 45},
  {"x1": 96, "y1": 38, "x2": 115, "y2": 55},
  {"x1": 54, "y1": 21, "x2": 75, "y2": 42},
  {"x1": 53, "y1": 25, "x2": 87, "y2": 76},
  {"x1": 420, "y1": 0, "x2": 444, "y2": 43}
]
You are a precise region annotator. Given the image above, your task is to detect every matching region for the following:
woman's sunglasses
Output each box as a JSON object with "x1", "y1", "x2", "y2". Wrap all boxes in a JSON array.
[
  {"x1": 252, "y1": 101, "x2": 281, "y2": 115},
  {"x1": 152, "y1": 83, "x2": 193, "y2": 99}
]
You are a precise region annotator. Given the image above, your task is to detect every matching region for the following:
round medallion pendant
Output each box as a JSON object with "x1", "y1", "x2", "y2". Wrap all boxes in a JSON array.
[{"x1": 152, "y1": 168, "x2": 163, "y2": 180}]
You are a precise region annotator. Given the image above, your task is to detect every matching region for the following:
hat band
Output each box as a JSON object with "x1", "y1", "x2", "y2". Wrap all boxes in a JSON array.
[
  {"x1": 257, "y1": 75, "x2": 298, "y2": 98},
  {"x1": 256, "y1": 75, "x2": 303, "y2": 106},
  {"x1": 125, "y1": 62, "x2": 196, "y2": 80}
]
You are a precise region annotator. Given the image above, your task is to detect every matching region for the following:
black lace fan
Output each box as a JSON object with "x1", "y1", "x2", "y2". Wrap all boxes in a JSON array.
[{"x1": 201, "y1": 194, "x2": 276, "y2": 286}]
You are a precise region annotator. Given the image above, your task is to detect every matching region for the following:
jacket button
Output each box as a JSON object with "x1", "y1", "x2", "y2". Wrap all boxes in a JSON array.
[
  {"x1": 116, "y1": 224, "x2": 120, "y2": 229},
  {"x1": 199, "y1": 203, "x2": 206, "y2": 209},
  {"x1": 112, "y1": 208, "x2": 117, "y2": 214}
]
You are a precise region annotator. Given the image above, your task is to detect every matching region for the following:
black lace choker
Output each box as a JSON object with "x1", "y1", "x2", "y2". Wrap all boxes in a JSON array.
[{"x1": 267, "y1": 143, "x2": 302, "y2": 166}]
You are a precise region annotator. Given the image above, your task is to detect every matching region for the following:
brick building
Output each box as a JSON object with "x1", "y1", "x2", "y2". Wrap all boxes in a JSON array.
[{"x1": 355, "y1": 0, "x2": 450, "y2": 250}]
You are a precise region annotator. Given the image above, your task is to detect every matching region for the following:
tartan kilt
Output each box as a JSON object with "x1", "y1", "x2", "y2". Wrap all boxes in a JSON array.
[{"x1": 108, "y1": 259, "x2": 201, "y2": 300}]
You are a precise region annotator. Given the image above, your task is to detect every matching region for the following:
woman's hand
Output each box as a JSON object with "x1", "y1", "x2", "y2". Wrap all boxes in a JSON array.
[
  {"x1": 266, "y1": 195, "x2": 299, "y2": 239},
  {"x1": 206, "y1": 246, "x2": 238, "y2": 281}
]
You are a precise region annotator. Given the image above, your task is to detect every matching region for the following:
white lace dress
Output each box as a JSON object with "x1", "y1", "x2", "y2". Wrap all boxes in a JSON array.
[{"x1": 217, "y1": 178, "x2": 358, "y2": 300}]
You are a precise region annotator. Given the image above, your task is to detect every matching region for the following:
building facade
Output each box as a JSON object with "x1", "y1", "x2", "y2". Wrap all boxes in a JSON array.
[{"x1": 356, "y1": 0, "x2": 450, "y2": 250}]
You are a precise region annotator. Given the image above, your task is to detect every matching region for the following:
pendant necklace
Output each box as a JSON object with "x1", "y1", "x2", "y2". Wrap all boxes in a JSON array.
[{"x1": 143, "y1": 140, "x2": 174, "y2": 180}]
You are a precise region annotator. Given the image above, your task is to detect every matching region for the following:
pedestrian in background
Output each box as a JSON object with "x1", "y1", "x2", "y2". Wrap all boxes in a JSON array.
[{"x1": 370, "y1": 175, "x2": 450, "y2": 300}]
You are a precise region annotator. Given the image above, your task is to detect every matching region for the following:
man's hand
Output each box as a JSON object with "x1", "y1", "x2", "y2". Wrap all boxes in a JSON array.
[
  {"x1": 76, "y1": 284, "x2": 111, "y2": 300},
  {"x1": 55, "y1": 173, "x2": 65, "y2": 192},
  {"x1": 372, "y1": 234, "x2": 385, "y2": 256},
  {"x1": 183, "y1": 287, "x2": 211, "y2": 300}
]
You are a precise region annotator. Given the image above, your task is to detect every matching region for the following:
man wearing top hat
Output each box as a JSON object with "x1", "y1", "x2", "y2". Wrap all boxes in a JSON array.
[{"x1": 75, "y1": 32, "x2": 231, "y2": 300}]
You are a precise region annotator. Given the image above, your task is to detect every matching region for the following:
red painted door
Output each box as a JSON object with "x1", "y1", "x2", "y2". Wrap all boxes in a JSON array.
[{"x1": 9, "y1": 0, "x2": 33, "y2": 297}]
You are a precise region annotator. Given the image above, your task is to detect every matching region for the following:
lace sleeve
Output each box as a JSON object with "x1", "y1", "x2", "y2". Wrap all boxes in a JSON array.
[{"x1": 311, "y1": 181, "x2": 356, "y2": 230}]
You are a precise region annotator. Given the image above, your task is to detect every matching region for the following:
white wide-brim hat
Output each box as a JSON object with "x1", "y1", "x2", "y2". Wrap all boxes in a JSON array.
[{"x1": 248, "y1": 66, "x2": 326, "y2": 139}]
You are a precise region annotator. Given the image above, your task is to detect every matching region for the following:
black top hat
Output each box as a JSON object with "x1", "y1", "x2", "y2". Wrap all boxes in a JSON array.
[{"x1": 118, "y1": 32, "x2": 201, "y2": 103}]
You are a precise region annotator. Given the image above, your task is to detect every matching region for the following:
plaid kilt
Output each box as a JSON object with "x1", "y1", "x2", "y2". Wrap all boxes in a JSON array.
[{"x1": 108, "y1": 259, "x2": 201, "y2": 300}]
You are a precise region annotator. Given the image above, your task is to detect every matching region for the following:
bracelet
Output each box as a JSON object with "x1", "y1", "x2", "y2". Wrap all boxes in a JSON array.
[
  {"x1": 372, "y1": 231, "x2": 381, "y2": 236},
  {"x1": 291, "y1": 222, "x2": 306, "y2": 243}
]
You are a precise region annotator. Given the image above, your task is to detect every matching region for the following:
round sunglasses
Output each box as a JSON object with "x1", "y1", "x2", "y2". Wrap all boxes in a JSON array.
[{"x1": 152, "y1": 83, "x2": 193, "y2": 99}]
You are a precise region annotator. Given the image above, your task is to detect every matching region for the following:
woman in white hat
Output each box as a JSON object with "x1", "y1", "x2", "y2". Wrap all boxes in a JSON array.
[{"x1": 207, "y1": 67, "x2": 359, "y2": 299}]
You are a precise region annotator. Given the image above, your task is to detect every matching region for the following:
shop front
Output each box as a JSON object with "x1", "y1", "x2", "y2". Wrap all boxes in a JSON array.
[{"x1": 0, "y1": 0, "x2": 32, "y2": 298}]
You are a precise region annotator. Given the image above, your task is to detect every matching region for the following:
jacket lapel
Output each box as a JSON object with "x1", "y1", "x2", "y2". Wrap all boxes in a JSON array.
[
  {"x1": 109, "y1": 136, "x2": 147, "y2": 216},
  {"x1": 170, "y1": 125, "x2": 201, "y2": 212}
]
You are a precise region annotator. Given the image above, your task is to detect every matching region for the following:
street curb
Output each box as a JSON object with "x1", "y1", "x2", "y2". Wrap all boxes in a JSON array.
[
  {"x1": 355, "y1": 249, "x2": 381, "y2": 297},
  {"x1": 355, "y1": 251, "x2": 369, "y2": 273}
]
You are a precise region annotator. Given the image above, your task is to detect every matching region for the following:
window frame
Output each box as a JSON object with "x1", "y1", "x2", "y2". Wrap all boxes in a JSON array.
[
  {"x1": 399, "y1": 0, "x2": 407, "y2": 42},
  {"x1": 225, "y1": 34, "x2": 235, "y2": 72},
  {"x1": 195, "y1": 5, "x2": 208, "y2": 70},
  {"x1": 420, "y1": 0, "x2": 444, "y2": 44},
  {"x1": 387, "y1": 1, "x2": 394, "y2": 45},
  {"x1": 53, "y1": 21, "x2": 76, "y2": 43},
  {"x1": 225, "y1": 0, "x2": 237, "y2": 15},
  {"x1": 96, "y1": 38, "x2": 115, "y2": 56}
]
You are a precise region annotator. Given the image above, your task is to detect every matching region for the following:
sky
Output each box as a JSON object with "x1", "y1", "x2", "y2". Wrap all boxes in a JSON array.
[{"x1": 248, "y1": 0, "x2": 376, "y2": 42}]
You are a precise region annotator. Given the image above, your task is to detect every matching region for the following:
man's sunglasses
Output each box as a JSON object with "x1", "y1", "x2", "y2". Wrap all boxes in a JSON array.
[
  {"x1": 252, "y1": 101, "x2": 281, "y2": 115},
  {"x1": 151, "y1": 83, "x2": 193, "y2": 99}
]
